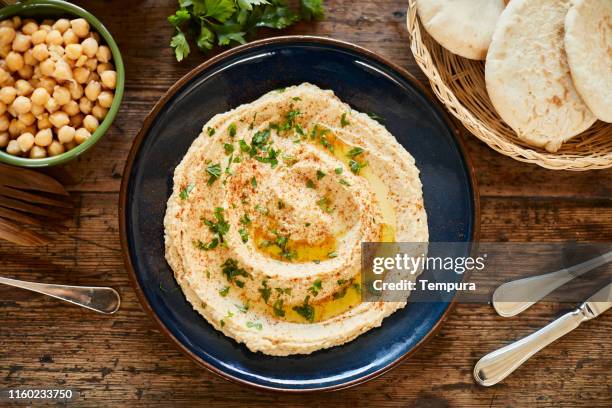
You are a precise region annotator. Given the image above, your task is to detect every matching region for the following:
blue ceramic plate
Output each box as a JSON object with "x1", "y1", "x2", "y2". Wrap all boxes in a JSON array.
[{"x1": 120, "y1": 36, "x2": 479, "y2": 392}]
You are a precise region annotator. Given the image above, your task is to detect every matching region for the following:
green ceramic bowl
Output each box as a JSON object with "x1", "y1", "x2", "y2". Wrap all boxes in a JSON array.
[{"x1": 0, "y1": 0, "x2": 125, "y2": 167}]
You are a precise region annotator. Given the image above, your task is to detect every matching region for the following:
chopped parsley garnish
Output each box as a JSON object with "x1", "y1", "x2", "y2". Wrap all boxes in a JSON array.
[
  {"x1": 179, "y1": 184, "x2": 194, "y2": 200},
  {"x1": 367, "y1": 112, "x2": 384, "y2": 123},
  {"x1": 224, "y1": 143, "x2": 234, "y2": 155},
  {"x1": 206, "y1": 163, "x2": 222, "y2": 185},
  {"x1": 195, "y1": 238, "x2": 219, "y2": 250},
  {"x1": 251, "y1": 176, "x2": 257, "y2": 188},
  {"x1": 275, "y1": 87, "x2": 286, "y2": 93},
  {"x1": 340, "y1": 112, "x2": 350, "y2": 127},
  {"x1": 282, "y1": 154, "x2": 298, "y2": 166},
  {"x1": 292, "y1": 96, "x2": 301, "y2": 101},
  {"x1": 327, "y1": 251, "x2": 338, "y2": 258},
  {"x1": 203, "y1": 207, "x2": 229, "y2": 243},
  {"x1": 239, "y1": 228, "x2": 249, "y2": 243},
  {"x1": 353, "y1": 282, "x2": 362, "y2": 293},
  {"x1": 309, "y1": 279, "x2": 322, "y2": 296},
  {"x1": 334, "y1": 167, "x2": 343, "y2": 174},
  {"x1": 228, "y1": 123, "x2": 237, "y2": 137},
  {"x1": 235, "y1": 303, "x2": 249, "y2": 313},
  {"x1": 221, "y1": 258, "x2": 249, "y2": 287},
  {"x1": 280, "y1": 109, "x2": 301, "y2": 132},
  {"x1": 316, "y1": 197, "x2": 334, "y2": 213},
  {"x1": 339, "y1": 179, "x2": 351, "y2": 186},
  {"x1": 207, "y1": 127, "x2": 215, "y2": 137},
  {"x1": 255, "y1": 146, "x2": 279, "y2": 168},
  {"x1": 272, "y1": 298, "x2": 285, "y2": 317},
  {"x1": 255, "y1": 204, "x2": 268, "y2": 215},
  {"x1": 246, "y1": 321, "x2": 263, "y2": 331},
  {"x1": 219, "y1": 286, "x2": 230, "y2": 297},
  {"x1": 347, "y1": 146, "x2": 365, "y2": 158},
  {"x1": 316, "y1": 170, "x2": 326, "y2": 180},
  {"x1": 332, "y1": 286, "x2": 348, "y2": 299},
  {"x1": 306, "y1": 179, "x2": 315, "y2": 189},
  {"x1": 349, "y1": 159, "x2": 367, "y2": 174},
  {"x1": 337, "y1": 279, "x2": 347, "y2": 285},
  {"x1": 240, "y1": 213, "x2": 251, "y2": 226},
  {"x1": 292, "y1": 296, "x2": 315, "y2": 322},
  {"x1": 259, "y1": 280, "x2": 271, "y2": 303}
]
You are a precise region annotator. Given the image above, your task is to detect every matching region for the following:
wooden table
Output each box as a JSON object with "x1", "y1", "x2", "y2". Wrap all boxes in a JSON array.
[{"x1": 1, "y1": 1, "x2": 611, "y2": 406}]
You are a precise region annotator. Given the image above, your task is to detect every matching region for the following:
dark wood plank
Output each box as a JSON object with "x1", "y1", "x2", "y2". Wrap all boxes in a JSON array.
[{"x1": 1, "y1": 0, "x2": 610, "y2": 406}]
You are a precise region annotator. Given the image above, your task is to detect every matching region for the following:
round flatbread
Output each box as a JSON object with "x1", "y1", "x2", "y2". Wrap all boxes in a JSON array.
[
  {"x1": 565, "y1": 0, "x2": 612, "y2": 123},
  {"x1": 486, "y1": 0, "x2": 596, "y2": 152},
  {"x1": 416, "y1": 0, "x2": 506, "y2": 60}
]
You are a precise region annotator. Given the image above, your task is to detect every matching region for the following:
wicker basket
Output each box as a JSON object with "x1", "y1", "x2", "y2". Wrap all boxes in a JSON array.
[{"x1": 406, "y1": 0, "x2": 612, "y2": 171}]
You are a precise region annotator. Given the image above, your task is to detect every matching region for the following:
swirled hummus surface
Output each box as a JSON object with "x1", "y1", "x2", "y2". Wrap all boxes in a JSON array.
[{"x1": 164, "y1": 83, "x2": 428, "y2": 356}]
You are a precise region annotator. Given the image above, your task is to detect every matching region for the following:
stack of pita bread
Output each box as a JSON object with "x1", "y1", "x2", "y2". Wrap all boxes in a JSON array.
[{"x1": 416, "y1": 0, "x2": 611, "y2": 153}]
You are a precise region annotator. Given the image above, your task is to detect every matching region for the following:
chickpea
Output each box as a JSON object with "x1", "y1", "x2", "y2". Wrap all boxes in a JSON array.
[
  {"x1": 66, "y1": 81, "x2": 83, "y2": 99},
  {"x1": 34, "y1": 128, "x2": 52, "y2": 146},
  {"x1": 79, "y1": 96, "x2": 92, "y2": 114},
  {"x1": 38, "y1": 77, "x2": 56, "y2": 94},
  {"x1": 62, "y1": 99, "x2": 79, "y2": 116},
  {"x1": 18, "y1": 112, "x2": 35, "y2": 126},
  {"x1": 17, "y1": 64, "x2": 33, "y2": 80},
  {"x1": 73, "y1": 67, "x2": 89, "y2": 84},
  {"x1": 32, "y1": 43, "x2": 49, "y2": 61},
  {"x1": 62, "y1": 29, "x2": 79, "y2": 45},
  {"x1": 30, "y1": 145, "x2": 47, "y2": 158},
  {"x1": 44, "y1": 96, "x2": 59, "y2": 113},
  {"x1": 91, "y1": 104, "x2": 108, "y2": 120},
  {"x1": 12, "y1": 95, "x2": 31, "y2": 114},
  {"x1": 23, "y1": 49, "x2": 36, "y2": 66},
  {"x1": 48, "y1": 45, "x2": 64, "y2": 59},
  {"x1": 22, "y1": 21, "x2": 38, "y2": 35},
  {"x1": 52, "y1": 59, "x2": 72, "y2": 81},
  {"x1": 0, "y1": 101, "x2": 5, "y2": 115},
  {"x1": 39, "y1": 22, "x2": 53, "y2": 31},
  {"x1": 0, "y1": 113, "x2": 9, "y2": 131},
  {"x1": 75, "y1": 54, "x2": 87, "y2": 68},
  {"x1": 81, "y1": 37, "x2": 98, "y2": 58},
  {"x1": 47, "y1": 140, "x2": 65, "y2": 156},
  {"x1": 84, "y1": 81, "x2": 101, "y2": 101},
  {"x1": 0, "y1": 20, "x2": 13, "y2": 28},
  {"x1": 65, "y1": 43, "x2": 82, "y2": 60},
  {"x1": 96, "y1": 45, "x2": 111, "y2": 63},
  {"x1": 31, "y1": 87, "x2": 50, "y2": 105},
  {"x1": 31, "y1": 29, "x2": 47, "y2": 45},
  {"x1": 64, "y1": 140, "x2": 77, "y2": 151},
  {"x1": 70, "y1": 113, "x2": 83, "y2": 128},
  {"x1": 0, "y1": 26, "x2": 16, "y2": 45},
  {"x1": 82, "y1": 114, "x2": 98, "y2": 133},
  {"x1": 49, "y1": 111, "x2": 69, "y2": 128},
  {"x1": 100, "y1": 70, "x2": 116, "y2": 89},
  {"x1": 15, "y1": 79, "x2": 33, "y2": 96},
  {"x1": 38, "y1": 113, "x2": 51, "y2": 129},
  {"x1": 6, "y1": 139, "x2": 20, "y2": 155},
  {"x1": 84, "y1": 58, "x2": 97, "y2": 72},
  {"x1": 11, "y1": 33, "x2": 30, "y2": 52},
  {"x1": 0, "y1": 131, "x2": 8, "y2": 147},
  {"x1": 96, "y1": 62, "x2": 113, "y2": 75},
  {"x1": 52, "y1": 86, "x2": 71, "y2": 105},
  {"x1": 12, "y1": 16, "x2": 21, "y2": 29},
  {"x1": 97, "y1": 91, "x2": 113, "y2": 108},
  {"x1": 51, "y1": 18, "x2": 69, "y2": 33},
  {"x1": 0, "y1": 44, "x2": 10, "y2": 58},
  {"x1": 70, "y1": 18, "x2": 89, "y2": 38},
  {"x1": 45, "y1": 30, "x2": 63, "y2": 46},
  {"x1": 74, "y1": 127, "x2": 90, "y2": 144},
  {"x1": 7, "y1": 104, "x2": 16, "y2": 117},
  {"x1": 5, "y1": 51, "x2": 24, "y2": 72},
  {"x1": 0, "y1": 86, "x2": 17, "y2": 104},
  {"x1": 8, "y1": 118, "x2": 24, "y2": 136},
  {"x1": 17, "y1": 132, "x2": 34, "y2": 152},
  {"x1": 39, "y1": 58, "x2": 55, "y2": 76},
  {"x1": 31, "y1": 103, "x2": 44, "y2": 117},
  {"x1": 57, "y1": 125, "x2": 75, "y2": 144},
  {"x1": 0, "y1": 67, "x2": 12, "y2": 85}
]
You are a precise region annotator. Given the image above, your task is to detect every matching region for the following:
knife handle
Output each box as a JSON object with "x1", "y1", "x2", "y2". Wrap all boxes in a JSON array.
[{"x1": 474, "y1": 306, "x2": 591, "y2": 386}]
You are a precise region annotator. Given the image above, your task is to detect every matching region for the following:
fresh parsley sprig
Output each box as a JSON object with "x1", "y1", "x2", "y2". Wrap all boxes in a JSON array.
[{"x1": 168, "y1": 0, "x2": 326, "y2": 62}]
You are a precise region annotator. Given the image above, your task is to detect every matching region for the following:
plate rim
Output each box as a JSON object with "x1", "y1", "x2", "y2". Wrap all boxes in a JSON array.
[{"x1": 118, "y1": 35, "x2": 481, "y2": 393}]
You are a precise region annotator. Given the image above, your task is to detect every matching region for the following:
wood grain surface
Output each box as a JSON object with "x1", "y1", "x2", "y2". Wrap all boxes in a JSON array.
[{"x1": 1, "y1": 0, "x2": 611, "y2": 406}]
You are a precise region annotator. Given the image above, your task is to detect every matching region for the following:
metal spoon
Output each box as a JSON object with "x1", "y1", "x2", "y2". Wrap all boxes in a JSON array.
[
  {"x1": 492, "y1": 251, "x2": 612, "y2": 317},
  {"x1": 0, "y1": 276, "x2": 121, "y2": 314}
]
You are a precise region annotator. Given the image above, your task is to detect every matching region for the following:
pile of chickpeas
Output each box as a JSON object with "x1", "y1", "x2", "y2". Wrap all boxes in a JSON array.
[{"x1": 0, "y1": 16, "x2": 117, "y2": 159}]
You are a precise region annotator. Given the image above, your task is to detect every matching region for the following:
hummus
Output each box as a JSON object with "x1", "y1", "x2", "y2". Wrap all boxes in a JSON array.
[{"x1": 164, "y1": 83, "x2": 428, "y2": 356}]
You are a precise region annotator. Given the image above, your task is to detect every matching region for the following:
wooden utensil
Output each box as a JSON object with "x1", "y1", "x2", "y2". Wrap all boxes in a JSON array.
[{"x1": 0, "y1": 163, "x2": 72, "y2": 246}]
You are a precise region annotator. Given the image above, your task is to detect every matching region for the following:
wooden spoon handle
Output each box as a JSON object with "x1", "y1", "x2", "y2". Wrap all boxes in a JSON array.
[
  {"x1": 0, "y1": 163, "x2": 68, "y2": 196},
  {"x1": 0, "y1": 217, "x2": 50, "y2": 246}
]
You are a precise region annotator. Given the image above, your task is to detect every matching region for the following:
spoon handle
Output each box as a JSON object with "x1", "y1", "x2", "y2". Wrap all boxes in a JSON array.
[
  {"x1": 492, "y1": 251, "x2": 612, "y2": 317},
  {"x1": 0, "y1": 276, "x2": 120, "y2": 314}
]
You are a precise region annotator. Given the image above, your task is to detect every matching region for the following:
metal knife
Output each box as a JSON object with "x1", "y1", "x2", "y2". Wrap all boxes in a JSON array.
[{"x1": 474, "y1": 282, "x2": 612, "y2": 386}]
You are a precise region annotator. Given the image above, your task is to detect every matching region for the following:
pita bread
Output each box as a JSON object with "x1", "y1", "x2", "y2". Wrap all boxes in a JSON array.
[
  {"x1": 417, "y1": 0, "x2": 506, "y2": 60},
  {"x1": 486, "y1": 0, "x2": 596, "y2": 152},
  {"x1": 565, "y1": 0, "x2": 612, "y2": 123}
]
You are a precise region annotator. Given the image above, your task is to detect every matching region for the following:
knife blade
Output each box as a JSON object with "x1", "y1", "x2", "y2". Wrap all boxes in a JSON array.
[{"x1": 474, "y1": 282, "x2": 612, "y2": 386}]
